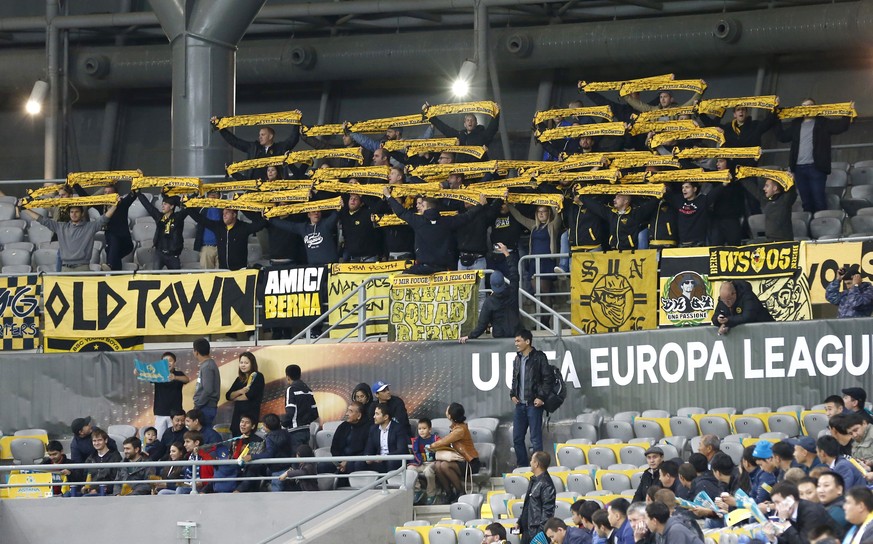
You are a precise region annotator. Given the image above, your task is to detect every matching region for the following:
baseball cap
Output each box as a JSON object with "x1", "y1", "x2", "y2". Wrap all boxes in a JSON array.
[
  {"x1": 752, "y1": 440, "x2": 773, "y2": 459},
  {"x1": 645, "y1": 446, "x2": 664, "y2": 456},
  {"x1": 490, "y1": 271, "x2": 507, "y2": 294},
  {"x1": 843, "y1": 387, "x2": 867, "y2": 405},
  {"x1": 70, "y1": 416, "x2": 92, "y2": 435},
  {"x1": 845, "y1": 265, "x2": 861, "y2": 278},
  {"x1": 788, "y1": 436, "x2": 817, "y2": 454},
  {"x1": 371, "y1": 381, "x2": 390, "y2": 394}
]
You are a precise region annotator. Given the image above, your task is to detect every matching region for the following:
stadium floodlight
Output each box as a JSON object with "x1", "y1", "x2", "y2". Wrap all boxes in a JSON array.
[
  {"x1": 25, "y1": 80, "x2": 49, "y2": 115},
  {"x1": 451, "y1": 60, "x2": 477, "y2": 98}
]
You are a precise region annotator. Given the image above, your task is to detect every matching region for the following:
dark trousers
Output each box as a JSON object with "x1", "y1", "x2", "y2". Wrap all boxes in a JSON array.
[
  {"x1": 288, "y1": 429, "x2": 310, "y2": 455},
  {"x1": 793, "y1": 164, "x2": 828, "y2": 213},
  {"x1": 404, "y1": 263, "x2": 448, "y2": 275},
  {"x1": 153, "y1": 252, "x2": 181, "y2": 270},
  {"x1": 105, "y1": 233, "x2": 134, "y2": 271},
  {"x1": 513, "y1": 403, "x2": 544, "y2": 467}
]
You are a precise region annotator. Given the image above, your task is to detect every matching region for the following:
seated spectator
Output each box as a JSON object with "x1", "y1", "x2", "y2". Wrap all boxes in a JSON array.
[
  {"x1": 625, "y1": 502, "x2": 654, "y2": 544},
  {"x1": 226, "y1": 414, "x2": 264, "y2": 493},
  {"x1": 797, "y1": 476, "x2": 819, "y2": 503},
  {"x1": 141, "y1": 426, "x2": 165, "y2": 465},
  {"x1": 653, "y1": 488, "x2": 706, "y2": 541},
  {"x1": 632, "y1": 446, "x2": 663, "y2": 503},
  {"x1": 711, "y1": 452, "x2": 750, "y2": 511},
  {"x1": 364, "y1": 403, "x2": 409, "y2": 474},
  {"x1": 185, "y1": 409, "x2": 223, "y2": 447},
  {"x1": 327, "y1": 401, "x2": 370, "y2": 478},
  {"x1": 409, "y1": 417, "x2": 440, "y2": 505},
  {"x1": 160, "y1": 409, "x2": 188, "y2": 457},
  {"x1": 592, "y1": 510, "x2": 613, "y2": 544},
  {"x1": 816, "y1": 470, "x2": 850, "y2": 532},
  {"x1": 83, "y1": 428, "x2": 123, "y2": 496},
  {"x1": 848, "y1": 413, "x2": 873, "y2": 469},
  {"x1": 70, "y1": 416, "x2": 117, "y2": 463},
  {"x1": 712, "y1": 279, "x2": 774, "y2": 335},
  {"x1": 816, "y1": 435, "x2": 867, "y2": 491},
  {"x1": 571, "y1": 500, "x2": 600, "y2": 539},
  {"x1": 483, "y1": 522, "x2": 507, "y2": 544},
  {"x1": 697, "y1": 434, "x2": 721, "y2": 465},
  {"x1": 44, "y1": 440, "x2": 83, "y2": 497},
  {"x1": 829, "y1": 413, "x2": 858, "y2": 455},
  {"x1": 825, "y1": 265, "x2": 873, "y2": 318},
  {"x1": 155, "y1": 441, "x2": 186, "y2": 495},
  {"x1": 429, "y1": 403, "x2": 480, "y2": 504},
  {"x1": 659, "y1": 460, "x2": 689, "y2": 500},
  {"x1": 277, "y1": 444, "x2": 319, "y2": 492},
  {"x1": 243, "y1": 413, "x2": 294, "y2": 493},
  {"x1": 843, "y1": 387, "x2": 873, "y2": 425},
  {"x1": 544, "y1": 517, "x2": 592, "y2": 544},
  {"x1": 606, "y1": 498, "x2": 634, "y2": 544},
  {"x1": 114, "y1": 437, "x2": 155, "y2": 496},
  {"x1": 843, "y1": 486, "x2": 873, "y2": 542},
  {"x1": 769, "y1": 481, "x2": 843, "y2": 543},
  {"x1": 175, "y1": 431, "x2": 215, "y2": 494},
  {"x1": 459, "y1": 243, "x2": 520, "y2": 342},
  {"x1": 773, "y1": 441, "x2": 797, "y2": 481},
  {"x1": 791, "y1": 436, "x2": 824, "y2": 474},
  {"x1": 751, "y1": 441, "x2": 779, "y2": 504},
  {"x1": 823, "y1": 394, "x2": 846, "y2": 418},
  {"x1": 371, "y1": 380, "x2": 411, "y2": 439},
  {"x1": 351, "y1": 383, "x2": 376, "y2": 422},
  {"x1": 644, "y1": 501, "x2": 704, "y2": 544}
]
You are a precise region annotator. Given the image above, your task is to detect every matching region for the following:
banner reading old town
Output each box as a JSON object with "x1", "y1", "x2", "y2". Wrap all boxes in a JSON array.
[
  {"x1": 42, "y1": 271, "x2": 258, "y2": 337},
  {"x1": 388, "y1": 271, "x2": 479, "y2": 341},
  {"x1": 571, "y1": 250, "x2": 659, "y2": 333},
  {"x1": 328, "y1": 261, "x2": 410, "y2": 338},
  {"x1": 0, "y1": 275, "x2": 40, "y2": 350}
]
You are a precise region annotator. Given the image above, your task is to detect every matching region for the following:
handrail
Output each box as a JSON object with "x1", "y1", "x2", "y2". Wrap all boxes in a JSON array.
[{"x1": 517, "y1": 252, "x2": 582, "y2": 336}]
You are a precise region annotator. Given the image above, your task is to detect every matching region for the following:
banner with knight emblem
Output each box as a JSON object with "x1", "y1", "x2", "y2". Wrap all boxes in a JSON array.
[
  {"x1": 570, "y1": 250, "x2": 659, "y2": 333},
  {"x1": 658, "y1": 247, "x2": 716, "y2": 327},
  {"x1": 708, "y1": 242, "x2": 811, "y2": 322}
]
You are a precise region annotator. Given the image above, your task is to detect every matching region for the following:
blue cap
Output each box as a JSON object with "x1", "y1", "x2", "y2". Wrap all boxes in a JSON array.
[
  {"x1": 371, "y1": 380, "x2": 390, "y2": 394},
  {"x1": 788, "y1": 436, "x2": 817, "y2": 453},
  {"x1": 752, "y1": 440, "x2": 773, "y2": 459}
]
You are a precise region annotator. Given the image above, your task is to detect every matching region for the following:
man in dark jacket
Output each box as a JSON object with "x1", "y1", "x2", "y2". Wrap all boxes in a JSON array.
[
  {"x1": 282, "y1": 364, "x2": 319, "y2": 452},
  {"x1": 580, "y1": 193, "x2": 660, "y2": 250},
  {"x1": 72, "y1": 182, "x2": 136, "y2": 270},
  {"x1": 518, "y1": 451, "x2": 557, "y2": 544},
  {"x1": 364, "y1": 403, "x2": 409, "y2": 473},
  {"x1": 383, "y1": 187, "x2": 485, "y2": 275},
  {"x1": 244, "y1": 413, "x2": 294, "y2": 492},
  {"x1": 114, "y1": 437, "x2": 155, "y2": 496},
  {"x1": 770, "y1": 481, "x2": 843, "y2": 543},
  {"x1": 211, "y1": 117, "x2": 300, "y2": 179},
  {"x1": 425, "y1": 105, "x2": 500, "y2": 161},
  {"x1": 371, "y1": 380, "x2": 411, "y2": 439},
  {"x1": 329, "y1": 401, "x2": 371, "y2": 476},
  {"x1": 460, "y1": 244, "x2": 519, "y2": 342},
  {"x1": 825, "y1": 265, "x2": 873, "y2": 318},
  {"x1": 775, "y1": 99, "x2": 851, "y2": 213},
  {"x1": 644, "y1": 502, "x2": 704, "y2": 544},
  {"x1": 742, "y1": 177, "x2": 797, "y2": 242},
  {"x1": 69, "y1": 416, "x2": 118, "y2": 463},
  {"x1": 510, "y1": 329, "x2": 552, "y2": 467},
  {"x1": 137, "y1": 193, "x2": 188, "y2": 270},
  {"x1": 712, "y1": 279, "x2": 774, "y2": 335},
  {"x1": 188, "y1": 206, "x2": 266, "y2": 270},
  {"x1": 632, "y1": 446, "x2": 663, "y2": 503},
  {"x1": 83, "y1": 428, "x2": 123, "y2": 496}
]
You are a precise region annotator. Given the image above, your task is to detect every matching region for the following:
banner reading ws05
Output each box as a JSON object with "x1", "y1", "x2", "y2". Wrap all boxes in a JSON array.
[{"x1": 42, "y1": 271, "x2": 258, "y2": 337}]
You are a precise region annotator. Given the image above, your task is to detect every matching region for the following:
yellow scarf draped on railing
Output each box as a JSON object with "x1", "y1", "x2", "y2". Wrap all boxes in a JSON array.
[
  {"x1": 673, "y1": 146, "x2": 761, "y2": 161},
  {"x1": 382, "y1": 138, "x2": 459, "y2": 152},
  {"x1": 532, "y1": 106, "x2": 614, "y2": 125},
  {"x1": 735, "y1": 166, "x2": 795, "y2": 191},
  {"x1": 777, "y1": 102, "x2": 857, "y2": 119},
  {"x1": 575, "y1": 183, "x2": 666, "y2": 197},
  {"x1": 649, "y1": 128, "x2": 725, "y2": 149},
  {"x1": 578, "y1": 74, "x2": 674, "y2": 93},
  {"x1": 424, "y1": 100, "x2": 500, "y2": 119},
  {"x1": 536, "y1": 122, "x2": 626, "y2": 142},
  {"x1": 696, "y1": 96, "x2": 779, "y2": 117},
  {"x1": 646, "y1": 169, "x2": 733, "y2": 184},
  {"x1": 214, "y1": 110, "x2": 302, "y2": 130},
  {"x1": 264, "y1": 197, "x2": 344, "y2": 218},
  {"x1": 310, "y1": 166, "x2": 391, "y2": 181},
  {"x1": 620, "y1": 78, "x2": 707, "y2": 97}
]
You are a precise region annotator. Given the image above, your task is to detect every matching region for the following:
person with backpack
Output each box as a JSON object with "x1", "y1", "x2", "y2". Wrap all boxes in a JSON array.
[{"x1": 510, "y1": 329, "x2": 553, "y2": 468}]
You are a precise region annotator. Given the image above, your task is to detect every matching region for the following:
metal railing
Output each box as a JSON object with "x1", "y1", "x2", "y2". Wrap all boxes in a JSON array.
[
  {"x1": 0, "y1": 453, "x2": 413, "y2": 543},
  {"x1": 518, "y1": 252, "x2": 583, "y2": 336}
]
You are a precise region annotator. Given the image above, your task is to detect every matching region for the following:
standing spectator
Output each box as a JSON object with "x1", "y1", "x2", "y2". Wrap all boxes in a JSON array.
[
  {"x1": 188, "y1": 206, "x2": 267, "y2": 270},
  {"x1": 371, "y1": 380, "x2": 411, "y2": 439},
  {"x1": 271, "y1": 209, "x2": 339, "y2": 266},
  {"x1": 460, "y1": 243, "x2": 520, "y2": 342},
  {"x1": 136, "y1": 351, "x2": 189, "y2": 440},
  {"x1": 114, "y1": 437, "x2": 155, "y2": 496},
  {"x1": 224, "y1": 351, "x2": 265, "y2": 438},
  {"x1": 455, "y1": 197, "x2": 502, "y2": 272},
  {"x1": 71, "y1": 183, "x2": 136, "y2": 270},
  {"x1": 842, "y1": 487, "x2": 873, "y2": 543},
  {"x1": 580, "y1": 194, "x2": 660, "y2": 250},
  {"x1": 632, "y1": 446, "x2": 663, "y2": 503},
  {"x1": 843, "y1": 388, "x2": 873, "y2": 425},
  {"x1": 281, "y1": 364, "x2": 319, "y2": 451},
  {"x1": 775, "y1": 99, "x2": 851, "y2": 213},
  {"x1": 364, "y1": 403, "x2": 409, "y2": 473},
  {"x1": 429, "y1": 402, "x2": 480, "y2": 504},
  {"x1": 137, "y1": 193, "x2": 188, "y2": 270},
  {"x1": 826, "y1": 265, "x2": 873, "y2": 318},
  {"x1": 83, "y1": 428, "x2": 122, "y2": 496},
  {"x1": 510, "y1": 329, "x2": 551, "y2": 468},
  {"x1": 665, "y1": 182, "x2": 711, "y2": 246},
  {"x1": 644, "y1": 502, "x2": 703, "y2": 544},
  {"x1": 194, "y1": 190, "x2": 222, "y2": 269},
  {"x1": 339, "y1": 193, "x2": 381, "y2": 263},
  {"x1": 517, "y1": 451, "x2": 557, "y2": 544},
  {"x1": 424, "y1": 103, "x2": 500, "y2": 160},
  {"x1": 488, "y1": 200, "x2": 526, "y2": 277},
  {"x1": 710, "y1": 158, "x2": 746, "y2": 246},
  {"x1": 192, "y1": 338, "x2": 219, "y2": 428},
  {"x1": 712, "y1": 280, "x2": 774, "y2": 335},
  {"x1": 740, "y1": 176, "x2": 797, "y2": 242},
  {"x1": 508, "y1": 204, "x2": 562, "y2": 317},
  {"x1": 210, "y1": 117, "x2": 300, "y2": 179},
  {"x1": 19, "y1": 198, "x2": 121, "y2": 271},
  {"x1": 69, "y1": 416, "x2": 117, "y2": 464}
]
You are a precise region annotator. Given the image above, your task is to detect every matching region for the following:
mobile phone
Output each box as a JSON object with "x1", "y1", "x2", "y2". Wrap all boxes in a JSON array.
[{"x1": 510, "y1": 528, "x2": 521, "y2": 535}]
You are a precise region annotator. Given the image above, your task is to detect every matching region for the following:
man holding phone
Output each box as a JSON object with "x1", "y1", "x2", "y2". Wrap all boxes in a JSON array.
[
  {"x1": 825, "y1": 264, "x2": 873, "y2": 318},
  {"x1": 711, "y1": 279, "x2": 774, "y2": 335}
]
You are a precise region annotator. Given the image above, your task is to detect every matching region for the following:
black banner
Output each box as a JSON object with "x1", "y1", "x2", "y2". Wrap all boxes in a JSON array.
[{"x1": 259, "y1": 265, "x2": 328, "y2": 328}]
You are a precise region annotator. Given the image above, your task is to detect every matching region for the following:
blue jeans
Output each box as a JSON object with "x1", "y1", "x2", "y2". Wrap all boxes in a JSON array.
[
  {"x1": 794, "y1": 164, "x2": 828, "y2": 213},
  {"x1": 558, "y1": 231, "x2": 570, "y2": 272},
  {"x1": 513, "y1": 403, "x2": 544, "y2": 467},
  {"x1": 199, "y1": 405, "x2": 217, "y2": 429}
]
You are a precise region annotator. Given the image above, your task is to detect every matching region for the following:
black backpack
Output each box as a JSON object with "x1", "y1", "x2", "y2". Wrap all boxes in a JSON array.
[{"x1": 542, "y1": 362, "x2": 566, "y2": 413}]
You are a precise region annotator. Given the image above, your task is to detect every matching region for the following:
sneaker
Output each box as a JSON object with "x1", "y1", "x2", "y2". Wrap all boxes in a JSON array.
[
  {"x1": 554, "y1": 266, "x2": 566, "y2": 274},
  {"x1": 425, "y1": 494, "x2": 440, "y2": 505}
]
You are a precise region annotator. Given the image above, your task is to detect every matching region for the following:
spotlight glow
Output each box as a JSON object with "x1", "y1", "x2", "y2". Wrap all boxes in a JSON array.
[{"x1": 452, "y1": 79, "x2": 470, "y2": 98}]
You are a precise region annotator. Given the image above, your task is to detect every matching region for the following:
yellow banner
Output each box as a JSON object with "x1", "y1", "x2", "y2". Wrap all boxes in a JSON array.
[
  {"x1": 0, "y1": 275, "x2": 39, "y2": 351},
  {"x1": 620, "y1": 78, "x2": 707, "y2": 97},
  {"x1": 475, "y1": 177, "x2": 538, "y2": 190},
  {"x1": 390, "y1": 182, "x2": 444, "y2": 197},
  {"x1": 43, "y1": 336, "x2": 144, "y2": 352},
  {"x1": 646, "y1": 169, "x2": 733, "y2": 184},
  {"x1": 735, "y1": 166, "x2": 794, "y2": 191},
  {"x1": 264, "y1": 197, "x2": 343, "y2": 218},
  {"x1": 382, "y1": 138, "x2": 459, "y2": 152},
  {"x1": 533, "y1": 106, "x2": 614, "y2": 125},
  {"x1": 506, "y1": 193, "x2": 564, "y2": 210},
  {"x1": 310, "y1": 166, "x2": 391, "y2": 181},
  {"x1": 371, "y1": 211, "x2": 457, "y2": 227},
  {"x1": 696, "y1": 96, "x2": 779, "y2": 117},
  {"x1": 327, "y1": 261, "x2": 411, "y2": 338},
  {"x1": 578, "y1": 74, "x2": 674, "y2": 93},
  {"x1": 42, "y1": 271, "x2": 259, "y2": 337},
  {"x1": 536, "y1": 122, "x2": 626, "y2": 142},
  {"x1": 67, "y1": 170, "x2": 143, "y2": 185},
  {"x1": 349, "y1": 114, "x2": 428, "y2": 133},
  {"x1": 801, "y1": 241, "x2": 864, "y2": 304},
  {"x1": 226, "y1": 155, "x2": 288, "y2": 176},
  {"x1": 777, "y1": 102, "x2": 857, "y2": 120},
  {"x1": 424, "y1": 100, "x2": 500, "y2": 119},
  {"x1": 409, "y1": 162, "x2": 499, "y2": 180},
  {"x1": 258, "y1": 181, "x2": 314, "y2": 192},
  {"x1": 649, "y1": 128, "x2": 725, "y2": 149},
  {"x1": 570, "y1": 251, "x2": 660, "y2": 333},
  {"x1": 673, "y1": 147, "x2": 761, "y2": 161},
  {"x1": 388, "y1": 271, "x2": 480, "y2": 341},
  {"x1": 215, "y1": 110, "x2": 302, "y2": 130}
]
